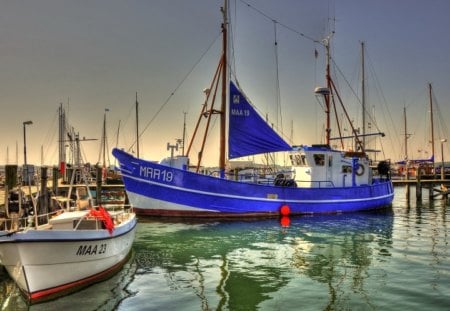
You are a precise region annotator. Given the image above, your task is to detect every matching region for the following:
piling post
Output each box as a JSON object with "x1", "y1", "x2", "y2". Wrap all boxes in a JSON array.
[
  {"x1": 5, "y1": 165, "x2": 18, "y2": 190},
  {"x1": 4, "y1": 165, "x2": 18, "y2": 218},
  {"x1": 39, "y1": 167, "x2": 48, "y2": 218},
  {"x1": 406, "y1": 184, "x2": 410, "y2": 203},
  {"x1": 429, "y1": 181, "x2": 434, "y2": 199},
  {"x1": 52, "y1": 166, "x2": 59, "y2": 195},
  {"x1": 416, "y1": 168, "x2": 422, "y2": 200}
]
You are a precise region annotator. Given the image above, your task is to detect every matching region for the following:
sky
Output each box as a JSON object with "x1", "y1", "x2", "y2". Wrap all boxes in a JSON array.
[{"x1": 1, "y1": 0, "x2": 450, "y2": 167}]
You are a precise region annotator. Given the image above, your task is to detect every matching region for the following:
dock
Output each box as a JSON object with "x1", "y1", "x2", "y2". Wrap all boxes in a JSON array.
[{"x1": 392, "y1": 178, "x2": 450, "y2": 200}]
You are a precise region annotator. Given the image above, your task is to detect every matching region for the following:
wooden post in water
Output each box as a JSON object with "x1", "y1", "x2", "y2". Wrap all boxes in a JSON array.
[
  {"x1": 39, "y1": 166, "x2": 48, "y2": 218},
  {"x1": 405, "y1": 184, "x2": 410, "y2": 203},
  {"x1": 96, "y1": 166, "x2": 103, "y2": 206},
  {"x1": 5, "y1": 165, "x2": 18, "y2": 190},
  {"x1": 416, "y1": 168, "x2": 422, "y2": 200},
  {"x1": 52, "y1": 166, "x2": 59, "y2": 195},
  {"x1": 429, "y1": 181, "x2": 434, "y2": 199},
  {"x1": 4, "y1": 165, "x2": 18, "y2": 218}
]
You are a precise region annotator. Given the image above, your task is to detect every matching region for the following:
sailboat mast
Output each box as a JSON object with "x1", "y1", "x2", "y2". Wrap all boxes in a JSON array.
[
  {"x1": 182, "y1": 111, "x2": 187, "y2": 156},
  {"x1": 136, "y1": 92, "x2": 140, "y2": 158},
  {"x1": 219, "y1": 0, "x2": 228, "y2": 176},
  {"x1": 58, "y1": 103, "x2": 66, "y2": 168},
  {"x1": 324, "y1": 37, "x2": 331, "y2": 146},
  {"x1": 404, "y1": 106, "x2": 408, "y2": 162},
  {"x1": 429, "y1": 83, "x2": 435, "y2": 174},
  {"x1": 103, "y1": 109, "x2": 107, "y2": 169},
  {"x1": 361, "y1": 41, "x2": 366, "y2": 150}
]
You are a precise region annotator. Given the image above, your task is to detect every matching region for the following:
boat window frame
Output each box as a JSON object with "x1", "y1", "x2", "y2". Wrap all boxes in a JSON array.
[
  {"x1": 342, "y1": 165, "x2": 352, "y2": 173},
  {"x1": 289, "y1": 153, "x2": 308, "y2": 166},
  {"x1": 313, "y1": 154, "x2": 325, "y2": 166}
]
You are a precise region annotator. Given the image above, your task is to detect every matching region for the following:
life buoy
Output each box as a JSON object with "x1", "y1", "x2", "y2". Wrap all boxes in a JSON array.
[{"x1": 355, "y1": 164, "x2": 365, "y2": 176}]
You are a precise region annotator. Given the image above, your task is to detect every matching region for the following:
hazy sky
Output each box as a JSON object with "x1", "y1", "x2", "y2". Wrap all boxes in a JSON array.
[{"x1": 1, "y1": 0, "x2": 450, "y2": 167}]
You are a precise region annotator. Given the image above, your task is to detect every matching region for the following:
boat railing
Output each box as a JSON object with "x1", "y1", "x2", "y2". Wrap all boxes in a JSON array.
[
  {"x1": 0, "y1": 210, "x2": 61, "y2": 233},
  {"x1": 295, "y1": 180, "x2": 335, "y2": 188},
  {"x1": 72, "y1": 204, "x2": 134, "y2": 231},
  {"x1": 1, "y1": 204, "x2": 133, "y2": 233},
  {"x1": 95, "y1": 203, "x2": 133, "y2": 213},
  {"x1": 94, "y1": 204, "x2": 134, "y2": 224}
]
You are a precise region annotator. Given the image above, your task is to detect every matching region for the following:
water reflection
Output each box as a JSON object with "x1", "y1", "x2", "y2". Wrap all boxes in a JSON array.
[
  {"x1": 394, "y1": 186, "x2": 449, "y2": 300},
  {"x1": 4, "y1": 196, "x2": 447, "y2": 310},
  {"x1": 129, "y1": 210, "x2": 394, "y2": 310}
]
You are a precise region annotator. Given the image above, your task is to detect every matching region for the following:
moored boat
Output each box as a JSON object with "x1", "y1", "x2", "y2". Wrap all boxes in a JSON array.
[
  {"x1": 113, "y1": 144, "x2": 393, "y2": 217},
  {"x1": 0, "y1": 200, "x2": 136, "y2": 303},
  {"x1": 113, "y1": 1, "x2": 394, "y2": 217}
]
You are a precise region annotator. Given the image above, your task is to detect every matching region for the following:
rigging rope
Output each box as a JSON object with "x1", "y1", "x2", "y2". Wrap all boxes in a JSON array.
[
  {"x1": 239, "y1": 0, "x2": 320, "y2": 44},
  {"x1": 128, "y1": 32, "x2": 222, "y2": 153}
]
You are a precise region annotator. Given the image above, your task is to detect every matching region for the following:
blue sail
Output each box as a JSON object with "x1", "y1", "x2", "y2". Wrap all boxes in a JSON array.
[{"x1": 228, "y1": 81, "x2": 291, "y2": 159}]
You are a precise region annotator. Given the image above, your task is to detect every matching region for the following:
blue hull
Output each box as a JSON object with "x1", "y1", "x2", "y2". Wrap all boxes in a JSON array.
[{"x1": 113, "y1": 148, "x2": 394, "y2": 217}]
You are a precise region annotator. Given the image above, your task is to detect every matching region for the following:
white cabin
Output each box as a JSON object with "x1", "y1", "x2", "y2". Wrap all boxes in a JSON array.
[{"x1": 289, "y1": 145, "x2": 372, "y2": 188}]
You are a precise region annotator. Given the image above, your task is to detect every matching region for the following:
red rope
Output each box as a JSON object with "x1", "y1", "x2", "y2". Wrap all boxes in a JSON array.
[{"x1": 88, "y1": 206, "x2": 114, "y2": 235}]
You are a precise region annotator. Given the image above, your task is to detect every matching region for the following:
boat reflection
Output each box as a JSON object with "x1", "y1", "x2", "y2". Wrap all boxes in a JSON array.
[
  {"x1": 1, "y1": 210, "x2": 394, "y2": 310},
  {"x1": 132, "y1": 209, "x2": 394, "y2": 310}
]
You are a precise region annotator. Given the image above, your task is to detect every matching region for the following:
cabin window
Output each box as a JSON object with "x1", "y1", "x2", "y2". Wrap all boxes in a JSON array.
[
  {"x1": 342, "y1": 165, "x2": 352, "y2": 173},
  {"x1": 300, "y1": 155, "x2": 307, "y2": 165},
  {"x1": 289, "y1": 154, "x2": 307, "y2": 166},
  {"x1": 313, "y1": 154, "x2": 325, "y2": 166},
  {"x1": 289, "y1": 155, "x2": 296, "y2": 165},
  {"x1": 328, "y1": 155, "x2": 333, "y2": 167}
]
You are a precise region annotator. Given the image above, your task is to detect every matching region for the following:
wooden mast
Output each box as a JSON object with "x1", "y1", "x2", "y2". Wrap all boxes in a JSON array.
[
  {"x1": 102, "y1": 109, "x2": 107, "y2": 170},
  {"x1": 361, "y1": 41, "x2": 366, "y2": 150},
  {"x1": 324, "y1": 37, "x2": 331, "y2": 146},
  {"x1": 429, "y1": 83, "x2": 435, "y2": 176},
  {"x1": 404, "y1": 106, "x2": 409, "y2": 179},
  {"x1": 219, "y1": 0, "x2": 228, "y2": 177},
  {"x1": 135, "y1": 92, "x2": 140, "y2": 158}
]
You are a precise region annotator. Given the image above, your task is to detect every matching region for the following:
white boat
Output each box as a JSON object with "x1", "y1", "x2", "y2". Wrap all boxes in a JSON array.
[{"x1": 0, "y1": 199, "x2": 136, "y2": 303}]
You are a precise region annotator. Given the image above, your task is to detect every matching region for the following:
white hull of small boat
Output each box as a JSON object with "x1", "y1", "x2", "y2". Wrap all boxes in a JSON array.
[{"x1": 0, "y1": 210, "x2": 137, "y2": 303}]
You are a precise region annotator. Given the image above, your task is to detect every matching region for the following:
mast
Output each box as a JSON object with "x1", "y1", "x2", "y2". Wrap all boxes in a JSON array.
[
  {"x1": 429, "y1": 83, "x2": 435, "y2": 175},
  {"x1": 219, "y1": 0, "x2": 228, "y2": 177},
  {"x1": 41, "y1": 145, "x2": 43, "y2": 166},
  {"x1": 136, "y1": 92, "x2": 140, "y2": 158},
  {"x1": 114, "y1": 120, "x2": 121, "y2": 170},
  {"x1": 404, "y1": 106, "x2": 408, "y2": 179},
  {"x1": 361, "y1": 41, "x2": 366, "y2": 149},
  {"x1": 182, "y1": 111, "x2": 187, "y2": 156},
  {"x1": 58, "y1": 103, "x2": 66, "y2": 169},
  {"x1": 102, "y1": 109, "x2": 108, "y2": 170},
  {"x1": 324, "y1": 37, "x2": 331, "y2": 146}
]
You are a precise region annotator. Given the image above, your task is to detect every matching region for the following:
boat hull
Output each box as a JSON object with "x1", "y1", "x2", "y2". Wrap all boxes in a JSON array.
[
  {"x1": 113, "y1": 149, "x2": 394, "y2": 217},
  {"x1": 0, "y1": 214, "x2": 137, "y2": 303}
]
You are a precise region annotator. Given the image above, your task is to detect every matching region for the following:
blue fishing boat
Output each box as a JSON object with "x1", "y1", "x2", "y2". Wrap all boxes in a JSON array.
[{"x1": 112, "y1": 1, "x2": 394, "y2": 217}]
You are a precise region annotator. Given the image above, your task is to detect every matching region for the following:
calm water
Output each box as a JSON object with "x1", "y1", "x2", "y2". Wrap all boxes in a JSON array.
[{"x1": 1, "y1": 186, "x2": 449, "y2": 310}]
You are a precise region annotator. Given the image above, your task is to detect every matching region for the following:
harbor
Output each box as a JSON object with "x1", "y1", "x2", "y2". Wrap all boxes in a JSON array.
[
  {"x1": 1, "y1": 0, "x2": 450, "y2": 310},
  {"x1": 1, "y1": 185, "x2": 449, "y2": 310}
]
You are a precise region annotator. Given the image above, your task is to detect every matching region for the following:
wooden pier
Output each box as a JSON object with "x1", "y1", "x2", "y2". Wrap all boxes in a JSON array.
[{"x1": 392, "y1": 178, "x2": 450, "y2": 200}]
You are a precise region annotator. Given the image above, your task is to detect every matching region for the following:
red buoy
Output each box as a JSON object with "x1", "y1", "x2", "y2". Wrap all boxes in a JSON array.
[
  {"x1": 280, "y1": 216, "x2": 290, "y2": 227},
  {"x1": 280, "y1": 204, "x2": 290, "y2": 216}
]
